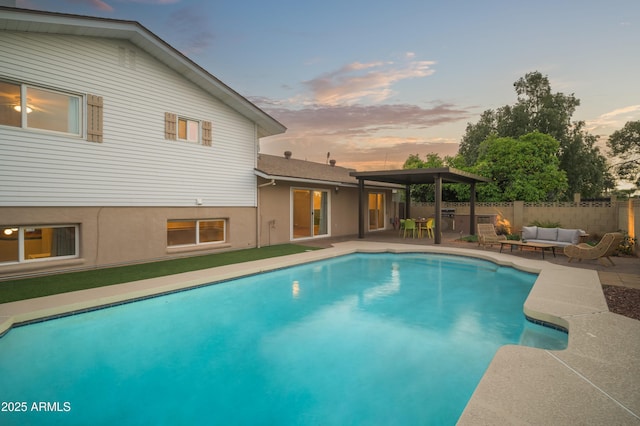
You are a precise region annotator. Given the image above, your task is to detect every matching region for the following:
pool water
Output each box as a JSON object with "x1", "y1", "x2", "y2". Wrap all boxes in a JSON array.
[{"x1": 0, "y1": 253, "x2": 566, "y2": 425}]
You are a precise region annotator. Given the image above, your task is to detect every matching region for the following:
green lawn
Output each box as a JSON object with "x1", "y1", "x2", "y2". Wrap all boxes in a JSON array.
[{"x1": 0, "y1": 244, "x2": 320, "y2": 304}]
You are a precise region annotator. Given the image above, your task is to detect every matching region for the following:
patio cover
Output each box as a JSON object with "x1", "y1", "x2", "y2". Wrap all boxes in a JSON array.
[{"x1": 350, "y1": 168, "x2": 491, "y2": 244}]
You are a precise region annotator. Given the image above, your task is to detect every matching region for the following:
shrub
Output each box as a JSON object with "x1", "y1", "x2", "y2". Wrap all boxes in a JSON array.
[
  {"x1": 529, "y1": 220, "x2": 562, "y2": 228},
  {"x1": 617, "y1": 231, "x2": 637, "y2": 256}
]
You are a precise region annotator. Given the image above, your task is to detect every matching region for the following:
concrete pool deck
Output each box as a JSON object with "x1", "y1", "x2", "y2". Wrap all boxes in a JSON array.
[{"x1": 0, "y1": 240, "x2": 639, "y2": 424}]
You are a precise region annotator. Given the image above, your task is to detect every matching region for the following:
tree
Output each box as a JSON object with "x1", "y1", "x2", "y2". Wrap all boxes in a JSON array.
[
  {"x1": 607, "y1": 121, "x2": 640, "y2": 187},
  {"x1": 472, "y1": 132, "x2": 568, "y2": 202},
  {"x1": 401, "y1": 153, "x2": 462, "y2": 202},
  {"x1": 458, "y1": 71, "x2": 612, "y2": 199},
  {"x1": 458, "y1": 110, "x2": 496, "y2": 165}
]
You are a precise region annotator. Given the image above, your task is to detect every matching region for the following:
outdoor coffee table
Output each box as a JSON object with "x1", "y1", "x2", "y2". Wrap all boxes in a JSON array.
[{"x1": 499, "y1": 240, "x2": 558, "y2": 259}]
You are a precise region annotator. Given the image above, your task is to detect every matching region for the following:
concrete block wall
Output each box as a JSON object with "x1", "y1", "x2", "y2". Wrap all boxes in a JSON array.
[{"x1": 411, "y1": 200, "x2": 631, "y2": 239}]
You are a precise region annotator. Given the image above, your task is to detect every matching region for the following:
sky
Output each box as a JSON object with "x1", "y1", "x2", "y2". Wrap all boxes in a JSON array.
[{"x1": 14, "y1": 0, "x2": 640, "y2": 172}]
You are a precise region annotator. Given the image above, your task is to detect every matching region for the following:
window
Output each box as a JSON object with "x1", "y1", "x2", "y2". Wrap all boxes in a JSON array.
[
  {"x1": 178, "y1": 117, "x2": 199, "y2": 142},
  {"x1": 0, "y1": 79, "x2": 102, "y2": 141},
  {"x1": 167, "y1": 219, "x2": 226, "y2": 247},
  {"x1": 165, "y1": 112, "x2": 212, "y2": 146},
  {"x1": 0, "y1": 81, "x2": 21, "y2": 127},
  {"x1": 0, "y1": 225, "x2": 79, "y2": 263}
]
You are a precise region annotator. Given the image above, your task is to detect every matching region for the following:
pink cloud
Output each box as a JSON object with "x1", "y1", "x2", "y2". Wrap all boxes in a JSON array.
[
  {"x1": 255, "y1": 100, "x2": 470, "y2": 170},
  {"x1": 304, "y1": 59, "x2": 436, "y2": 105},
  {"x1": 58, "y1": 0, "x2": 114, "y2": 12},
  {"x1": 258, "y1": 102, "x2": 471, "y2": 134}
]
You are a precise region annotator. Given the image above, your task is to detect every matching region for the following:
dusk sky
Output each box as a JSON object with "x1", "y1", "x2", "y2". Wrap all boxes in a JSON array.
[{"x1": 16, "y1": 0, "x2": 640, "y2": 171}]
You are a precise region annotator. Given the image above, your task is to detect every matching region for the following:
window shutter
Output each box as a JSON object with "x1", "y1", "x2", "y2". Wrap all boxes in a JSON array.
[
  {"x1": 165, "y1": 112, "x2": 177, "y2": 140},
  {"x1": 202, "y1": 121, "x2": 212, "y2": 146},
  {"x1": 87, "y1": 95, "x2": 103, "y2": 143}
]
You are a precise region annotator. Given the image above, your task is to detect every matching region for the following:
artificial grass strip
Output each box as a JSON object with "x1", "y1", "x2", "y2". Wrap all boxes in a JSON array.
[{"x1": 0, "y1": 244, "x2": 320, "y2": 304}]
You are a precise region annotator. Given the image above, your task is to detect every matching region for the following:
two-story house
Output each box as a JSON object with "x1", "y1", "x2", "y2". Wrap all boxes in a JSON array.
[{"x1": 0, "y1": 7, "x2": 285, "y2": 278}]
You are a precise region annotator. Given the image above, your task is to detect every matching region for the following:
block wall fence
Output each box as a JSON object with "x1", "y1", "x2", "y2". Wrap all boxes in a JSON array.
[{"x1": 410, "y1": 198, "x2": 638, "y2": 247}]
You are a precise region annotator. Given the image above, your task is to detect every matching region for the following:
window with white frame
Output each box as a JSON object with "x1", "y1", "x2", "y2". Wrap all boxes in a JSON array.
[
  {"x1": 178, "y1": 117, "x2": 199, "y2": 143},
  {"x1": 0, "y1": 225, "x2": 79, "y2": 263},
  {"x1": 167, "y1": 219, "x2": 226, "y2": 247},
  {"x1": 164, "y1": 112, "x2": 212, "y2": 146},
  {"x1": 0, "y1": 79, "x2": 103, "y2": 142}
]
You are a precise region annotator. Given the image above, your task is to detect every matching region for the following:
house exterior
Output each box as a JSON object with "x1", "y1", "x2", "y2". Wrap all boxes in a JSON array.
[
  {"x1": 256, "y1": 152, "x2": 403, "y2": 247},
  {"x1": 0, "y1": 7, "x2": 285, "y2": 279}
]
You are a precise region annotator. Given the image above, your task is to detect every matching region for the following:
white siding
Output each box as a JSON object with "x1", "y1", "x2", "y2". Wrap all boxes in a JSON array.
[{"x1": 0, "y1": 32, "x2": 259, "y2": 207}]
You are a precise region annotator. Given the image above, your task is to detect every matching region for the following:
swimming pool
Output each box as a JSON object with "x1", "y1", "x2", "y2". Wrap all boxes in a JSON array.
[{"x1": 0, "y1": 253, "x2": 566, "y2": 425}]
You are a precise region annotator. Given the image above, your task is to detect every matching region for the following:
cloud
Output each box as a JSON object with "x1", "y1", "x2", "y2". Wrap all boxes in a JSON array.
[
  {"x1": 255, "y1": 100, "x2": 470, "y2": 170},
  {"x1": 165, "y1": 6, "x2": 215, "y2": 55},
  {"x1": 255, "y1": 55, "x2": 464, "y2": 170},
  {"x1": 63, "y1": 0, "x2": 114, "y2": 11},
  {"x1": 36, "y1": 0, "x2": 180, "y2": 13},
  {"x1": 303, "y1": 59, "x2": 436, "y2": 106},
  {"x1": 259, "y1": 102, "x2": 471, "y2": 135},
  {"x1": 261, "y1": 132, "x2": 460, "y2": 171},
  {"x1": 586, "y1": 105, "x2": 640, "y2": 134}
]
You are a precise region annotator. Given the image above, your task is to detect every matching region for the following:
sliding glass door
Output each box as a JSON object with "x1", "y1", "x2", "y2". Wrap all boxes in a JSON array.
[
  {"x1": 368, "y1": 192, "x2": 385, "y2": 230},
  {"x1": 292, "y1": 189, "x2": 329, "y2": 239}
]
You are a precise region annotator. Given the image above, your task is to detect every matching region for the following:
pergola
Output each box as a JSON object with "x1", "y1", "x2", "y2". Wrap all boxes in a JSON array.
[{"x1": 350, "y1": 168, "x2": 491, "y2": 244}]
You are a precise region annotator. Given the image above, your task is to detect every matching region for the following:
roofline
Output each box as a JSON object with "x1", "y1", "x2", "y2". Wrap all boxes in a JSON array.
[
  {"x1": 255, "y1": 170, "x2": 403, "y2": 189},
  {"x1": 350, "y1": 167, "x2": 491, "y2": 184},
  {"x1": 0, "y1": 6, "x2": 286, "y2": 138}
]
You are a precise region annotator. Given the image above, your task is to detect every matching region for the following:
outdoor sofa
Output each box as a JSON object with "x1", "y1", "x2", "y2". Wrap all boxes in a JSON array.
[{"x1": 521, "y1": 226, "x2": 586, "y2": 247}]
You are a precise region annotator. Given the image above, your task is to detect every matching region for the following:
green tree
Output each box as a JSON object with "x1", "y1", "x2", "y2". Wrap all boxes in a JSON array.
[
  {"x1": 472, "y1": 132, "x2": 568, "y2": 201},
  {"x1": 458, "y1": 71, "x2": 612, "y2": 199},
  {"x1": 458, "y1": 110, "x2": 496, "y2": 165},
  {"x1": 402, "y1": 153, "x2": 445, "y2": 202},
  {"x1": 607, "y1": 120, "x2": 640, "y2": 187}
]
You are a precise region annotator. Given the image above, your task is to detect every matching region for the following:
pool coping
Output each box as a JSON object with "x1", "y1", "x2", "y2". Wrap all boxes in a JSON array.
[{"x1": 1, "y1": 242, "x2": 639, "y2": 424}]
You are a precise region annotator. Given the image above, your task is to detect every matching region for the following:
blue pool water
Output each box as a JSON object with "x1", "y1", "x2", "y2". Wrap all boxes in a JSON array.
[{"x1": 0, "y1": 253, "x2": 566, "y2": 425}]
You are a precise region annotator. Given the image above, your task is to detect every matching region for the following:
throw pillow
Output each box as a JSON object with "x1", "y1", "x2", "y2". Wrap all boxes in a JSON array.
[
  {"x1": 522, "y1": 226, "x2": 537, "y2": 240},
  {"x1": 536, "y1": 227, "x2": 558, "y2": 241},
  {"x1": 558, "y1": 228, "x2": 580, "y2": 244}
]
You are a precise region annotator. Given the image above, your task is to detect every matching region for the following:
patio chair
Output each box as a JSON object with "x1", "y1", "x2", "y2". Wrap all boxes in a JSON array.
[
  {"x1": 403, "y1": 219, "x2": 417, "y2": 238},
  {"x1": 424, "y1": 218, "x2": 434, "y2": 238},
  {"x1": 564, "y1": 232, "x2": 625, "y2": 266},
  {"x1": 477, "y1": 223, "x2": 507, "y2": 248}
]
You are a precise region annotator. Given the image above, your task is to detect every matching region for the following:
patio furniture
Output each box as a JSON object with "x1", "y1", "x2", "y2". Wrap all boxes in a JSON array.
[
  {"x1": 477, "y1": 223, "x2": 507, "y2": 248},
  {"x1": 423, "y1": 218, "x2": 434, "y2": 238},
  {"x1": 500, "y1": 240, "x2": 558, "y2": 259},
  {"x1": 403, "y1": 219, "x2": 417, "y2": 238},
  {"x1": 564, "y1": 232, "x2": 625, "y2": 266},
  {"x1": 521, "y1": 226, "x2": 586, "y2": 247},
  {"x1": 399, "y1": 219, "x2": 406, "y2": 237}
]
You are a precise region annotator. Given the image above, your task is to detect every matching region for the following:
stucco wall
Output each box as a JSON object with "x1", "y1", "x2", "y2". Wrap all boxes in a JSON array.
[
  {"x1": 411, "y1": 200, "x2": 632, "y2": 238},
  {"x1": 257, "y1": 179, "x2": 394, "y2": 247},
  {"x1": 0, "y1": 206, "x2": 255, "y2": 279}
]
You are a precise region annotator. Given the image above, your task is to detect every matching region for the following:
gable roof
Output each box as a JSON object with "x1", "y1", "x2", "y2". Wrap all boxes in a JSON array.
[
  {"x1": 0, "y1": 6, "x2": 286, "y2": 138},
  {"x1": 256, "y1": 154, "x2": 402, "y2": 189}
]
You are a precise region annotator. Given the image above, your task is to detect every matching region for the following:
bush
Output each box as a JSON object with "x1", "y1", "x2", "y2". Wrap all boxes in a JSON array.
[
  {"x1": 617, "y1": 231, "x2": 637, "y2": 256},
  {"x1": 530, "y1": 220, "x2": 562, "y2": 228}
]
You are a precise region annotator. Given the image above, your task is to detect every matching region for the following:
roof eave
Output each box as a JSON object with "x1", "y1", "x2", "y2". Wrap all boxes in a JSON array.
[
  {"x1": 255, "y1": 170, "x2": 403, "y2": 189},
  {"x1": 350, "y1": 167, "x2": 491, "y2": 185},
  {"x1": 0, "y1": 7, "x2": 286, "y2": 138}
]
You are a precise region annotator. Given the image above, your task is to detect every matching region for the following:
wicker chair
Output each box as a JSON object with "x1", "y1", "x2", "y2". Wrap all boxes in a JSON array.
[
  {"x1": 477, "y1": 223, "x2": 507, "y2": 248},
  {"x1": 564, "y1": 232, "x2": 624, "y2": 266}
]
